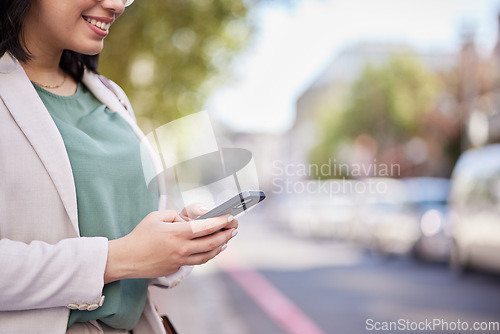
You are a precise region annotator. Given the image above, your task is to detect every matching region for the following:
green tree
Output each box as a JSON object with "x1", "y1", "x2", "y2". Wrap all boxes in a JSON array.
[
  {"x1": 99, "y1": 0, "x2": 252, "y2": 128},
  {"x1": 310, "y1": 53, "x2": 442, "y2": 177}
]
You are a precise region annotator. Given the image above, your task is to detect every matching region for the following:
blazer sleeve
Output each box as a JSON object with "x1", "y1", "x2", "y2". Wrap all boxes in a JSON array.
[{"x1": 0, "y1": 237, "x2": 108, "y2": 311}]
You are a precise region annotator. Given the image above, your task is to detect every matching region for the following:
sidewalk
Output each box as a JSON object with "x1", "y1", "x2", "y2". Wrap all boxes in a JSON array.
[{"x1": 149, "y1": 263, "x2": 252, "y2": 334}]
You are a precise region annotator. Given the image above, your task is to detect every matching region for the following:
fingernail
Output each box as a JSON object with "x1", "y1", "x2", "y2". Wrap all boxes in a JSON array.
[
  {"x1": 231, "y1": 229, "x2": 238, "y2": 238},
  {"x1": 199, "y1": 206, "x2": 209, "y2": 212},
  {"x1": 227, "y1": 215, "x2": 234, "y2": 222},
  {"x1": 221, "y1": 244, "x2": 228, "y2": 252}
]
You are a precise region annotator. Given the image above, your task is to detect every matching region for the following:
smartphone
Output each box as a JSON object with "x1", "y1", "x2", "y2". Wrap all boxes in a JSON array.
[{"x1": 197, "y1": 190, "x2": 266, "y2": 219}]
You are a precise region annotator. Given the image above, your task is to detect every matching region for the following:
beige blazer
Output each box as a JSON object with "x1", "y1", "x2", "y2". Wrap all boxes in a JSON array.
[{"x1": 0, "y1": 53, "x2": 190, "y2": 333}]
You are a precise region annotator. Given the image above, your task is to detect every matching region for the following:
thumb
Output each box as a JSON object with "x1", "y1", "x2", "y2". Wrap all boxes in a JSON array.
[{"x1": 181, "y1": 203, "x2": 209, "y2": 220}]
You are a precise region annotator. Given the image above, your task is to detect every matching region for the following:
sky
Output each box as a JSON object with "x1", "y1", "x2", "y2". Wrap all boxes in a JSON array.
[{"x1": 206, "y1": 0, "x2": 500, "y2": 134}]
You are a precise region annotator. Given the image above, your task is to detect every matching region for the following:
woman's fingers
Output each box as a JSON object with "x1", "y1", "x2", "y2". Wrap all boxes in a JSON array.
[
  {"x1": 225, "y1": 218, "x2": 239, "y2": 230},
  {"x1": 184, "y1": 248, "x2": 224, "y2": 266},
  {"x1": 186, "y1": 228, "x2": 237, "y2": 255},
  {"x1": 187, "y1": 215, "x2": 235, "y2": 237},
  {"x1": 183, "y1": 239, "x2": 231, "y2": 266}
]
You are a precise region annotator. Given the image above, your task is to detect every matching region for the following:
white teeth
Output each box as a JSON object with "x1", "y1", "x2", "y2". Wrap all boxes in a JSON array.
[{"x1": 85, "y1": 17, "x2": 110, "y2": 31}]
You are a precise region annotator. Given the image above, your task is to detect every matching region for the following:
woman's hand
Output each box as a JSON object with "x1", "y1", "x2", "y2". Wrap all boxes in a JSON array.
[{"x1": 104, "y1": 210, "x2": 238, "y2": 284}]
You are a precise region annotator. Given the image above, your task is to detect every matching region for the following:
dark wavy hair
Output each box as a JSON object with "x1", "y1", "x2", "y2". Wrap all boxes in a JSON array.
[{"x1": 0, "y1": 0, "x2": 99, "y2": 81}]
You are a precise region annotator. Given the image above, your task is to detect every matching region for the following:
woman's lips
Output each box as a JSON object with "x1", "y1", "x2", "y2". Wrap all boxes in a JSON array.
[{"x1": 82, "y1": 15, "x2": 113, "y2": 36}]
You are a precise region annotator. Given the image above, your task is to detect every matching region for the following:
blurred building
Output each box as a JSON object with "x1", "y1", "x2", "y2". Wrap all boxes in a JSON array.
[
  {"x1": 286, "y1": 12, "x2": 500, "y2": 180},
  {"x1": 213, "y1": 120, "x2": 284, "y2": 195},
  {"x1": 215, "y1": 15, "x2": 500, "y2": 191},
  {"x1": 290, "y1": 42, "x2": 456, "y2": 178},
  {"x1": 466, "y1": 13, "x2": 500, "y2": 147}
]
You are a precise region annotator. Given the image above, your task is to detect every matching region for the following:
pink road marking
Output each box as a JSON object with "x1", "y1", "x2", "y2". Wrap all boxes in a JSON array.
[{"x1": 216, "y1": 250, "x2": 326, "y2": 334}]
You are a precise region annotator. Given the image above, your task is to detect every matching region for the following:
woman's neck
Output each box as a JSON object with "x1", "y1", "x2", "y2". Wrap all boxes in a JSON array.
[{"x1": 21, "y1": 56, "x2": 78, "y2": 96}]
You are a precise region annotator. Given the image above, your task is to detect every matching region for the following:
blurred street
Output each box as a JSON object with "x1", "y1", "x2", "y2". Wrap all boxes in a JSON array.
[
  {"x1": 151, "y1": 208, "x2": 500, "y2": 334},
  {"x1": 122, "y1": 1, "x2": 500, "y2": 333},
  {"x1": 108, "y1": 2, "x2": 500, "y2": 331}
]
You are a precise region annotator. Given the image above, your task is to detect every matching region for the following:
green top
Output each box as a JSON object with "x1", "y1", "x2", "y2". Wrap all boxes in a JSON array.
[{"x1": 34, "y1": 83, "x2": 158, "y2": 330}]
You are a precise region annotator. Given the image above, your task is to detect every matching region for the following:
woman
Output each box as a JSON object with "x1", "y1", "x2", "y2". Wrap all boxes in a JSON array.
[{"x1": 0, "y1": 0, "x2": 238, "y2": 333}]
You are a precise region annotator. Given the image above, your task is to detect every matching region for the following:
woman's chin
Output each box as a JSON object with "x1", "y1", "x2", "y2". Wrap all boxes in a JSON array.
[{"x1": 73, "y1": 42, "x2": 104, "y2": 56}]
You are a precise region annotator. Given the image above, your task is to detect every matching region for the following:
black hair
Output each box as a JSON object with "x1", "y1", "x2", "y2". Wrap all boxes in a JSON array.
[{"x1": 0, "y1": 0, "x2": 99, "y2": 81}]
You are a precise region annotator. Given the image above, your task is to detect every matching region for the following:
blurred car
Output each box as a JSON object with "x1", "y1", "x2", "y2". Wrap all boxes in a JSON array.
[
  {"x1": 448, "y1": 144, "x2": 500, "y2": 274},
  {"x1": 353, "y1": 178, "x2": 421, "y2": 255},
  {"x1": 406, "y1": 177, "x2": 451, "y2": 262},
  {"x1": 275, "y1": 180, "x2": 357, "y2": 239},
  {"x1": 354, "y1": 177, "x2": 450, "y2": 258}
]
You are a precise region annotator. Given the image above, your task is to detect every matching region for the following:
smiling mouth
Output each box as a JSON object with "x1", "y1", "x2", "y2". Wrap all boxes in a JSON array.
[{"x1": 83, "y1": 16, "x2": 111, "y2": 31}]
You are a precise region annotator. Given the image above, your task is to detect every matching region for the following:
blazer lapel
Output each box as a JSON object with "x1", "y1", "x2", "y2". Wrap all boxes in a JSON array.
[
  {"x1": 0, "y1": 54, "x2": 79, "y2": 234},
  {"x1": 82, "y1": 73, "x2": 134, "y2": 124}
]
